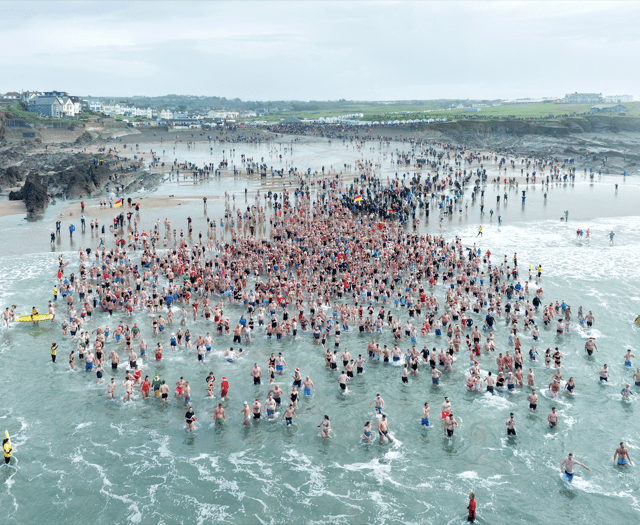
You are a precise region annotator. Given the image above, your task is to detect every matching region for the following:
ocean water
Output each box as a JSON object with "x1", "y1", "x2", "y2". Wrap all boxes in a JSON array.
[{"x1": 1, "y1": 138, "x2": 639, "y2": 524}]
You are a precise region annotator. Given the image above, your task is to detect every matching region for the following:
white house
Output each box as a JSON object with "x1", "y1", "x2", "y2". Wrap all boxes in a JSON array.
[
  {"x1": 135, "y1": 107, "x2": 152, "y2": 119},
  {"x1": 60, "y1": 97, "x2": 75, "y2": 117},
  {"x1": 89, "y1": 102, "x2": 102, "y2": 112},
  {"x1": 207, "y1": 110, "x2": 239, "y2": 119},
  {"x1": 159, "y1": 109, "x2": 173, "y2": 120},
  {"x1": 603, "y1": 94, "x2": 633, "y2": 103},
  {"x1": 101, "y1": 103, "x2": 122, "y2": 115}
]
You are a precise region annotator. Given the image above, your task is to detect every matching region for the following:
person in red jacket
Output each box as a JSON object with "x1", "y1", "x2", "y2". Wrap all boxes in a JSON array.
[
  {"x1": 220, "y1": 376, "x2": 229, "y2": 399},
  {"x1": 467, "y1": 492, "x2": 476, "y2": 522}
]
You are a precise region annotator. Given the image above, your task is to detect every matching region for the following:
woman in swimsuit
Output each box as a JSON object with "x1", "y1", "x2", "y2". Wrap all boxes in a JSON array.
[
  {"x1": 362, "y1": 421, "x2": 372, "y2": 442},
  {"x1": 290, "y1": 386, "x2": 298, "y2": 407},
  {"x1": 565, "y1": 377, "x2": 576, "y2": 393},
  {"x1": 320, "y1": 415, "x2": 331, "y2": 438}
]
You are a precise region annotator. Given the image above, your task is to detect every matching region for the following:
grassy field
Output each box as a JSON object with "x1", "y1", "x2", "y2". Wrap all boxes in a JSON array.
[{"x1": 264, "y1": 101, "x2": 640, "y2": 123}]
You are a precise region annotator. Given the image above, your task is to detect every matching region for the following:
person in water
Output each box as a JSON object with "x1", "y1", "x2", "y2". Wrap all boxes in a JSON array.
[
  {"x1": 467, "y1": 492, "x2": 476, "y2": 523},
  {"x1": 560, "y1": 453, "x2": 591, "y2": 482},
  {"x1": 362, "y1": 421, "x2": 372, "y2": 442},
  {"x1": 614, "y1": 442, "x2": 633, "y2": 467}
]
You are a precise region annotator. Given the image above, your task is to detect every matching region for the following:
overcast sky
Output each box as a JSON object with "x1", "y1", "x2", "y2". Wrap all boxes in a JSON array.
[{"x1": 1, "y1": 1, "x2": 638, "y2": 101}]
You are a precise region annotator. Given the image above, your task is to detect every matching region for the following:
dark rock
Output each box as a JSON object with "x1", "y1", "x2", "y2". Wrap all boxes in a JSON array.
[
  {"x1": 74, "y1": 131, "x2": 93, "y2": 145},
  {"x1": 0, "y1": 166, "x2": 23, "y2": 186},
  {"x1": 9, "y1": 172, "x2": 49, "y2": 214}
]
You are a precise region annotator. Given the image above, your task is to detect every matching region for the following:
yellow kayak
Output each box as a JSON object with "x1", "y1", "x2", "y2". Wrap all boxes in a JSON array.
[{"x1": 16, "y1": 314, "x2": 54, "y2": 323}]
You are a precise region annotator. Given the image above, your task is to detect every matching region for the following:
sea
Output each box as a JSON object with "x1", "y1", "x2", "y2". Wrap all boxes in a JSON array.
[{"x1": 1, "y1": 137, "x2": 639, "y2": 524}]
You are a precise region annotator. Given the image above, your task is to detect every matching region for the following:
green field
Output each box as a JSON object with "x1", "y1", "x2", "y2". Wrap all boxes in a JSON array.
[{"x1": 264, "y1": 101, "x2": 640, "y2": 123}]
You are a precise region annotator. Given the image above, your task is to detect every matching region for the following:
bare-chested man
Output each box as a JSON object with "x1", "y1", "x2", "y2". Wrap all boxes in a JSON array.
[
  {"x1": 106, "y1": 377, "x2": 116, "y2": 399},
  {"x1": 214, "y1": 403, "x2": 225, "y2": 423},
  {"x1": 282, "y1": 404, "x2": 297, "y2": 426},
  {"x1": 337, "y1": 370, "x2": 349, "y2": 392},
  {"x1": 159, "y1": 380, "x2": 170, "y2": 402},
  {"x1": 505, "y1": 413, "x2": 516, "y2": 436},
  {"x1": 369, "y1": 393, "x2": 385, "y2": 414},
  {"x1": 560, "y1": 453, "x2": 590, "y2": 482},
  {"x1": 250, "y1": 363, "x2": 262, "y2": 385},
  {"x1": 239, "y1": 401, "x2": 250, "y2": 424},
  {"x1": 444, "y1": 413, "x2": 458, "y2": 438},
  {"x1": 614, "y1": 442, "x2": 633, "y2": 467},
  {"x1": 378, "y1": 415, "x2": 393, "y2": 443},
  {"x1": 527, "y1": 390, "x2": 538, "y2": 412}
]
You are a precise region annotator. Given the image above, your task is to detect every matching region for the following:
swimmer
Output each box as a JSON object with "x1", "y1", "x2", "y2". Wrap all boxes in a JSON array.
[
  {"x1": 621, "y1": 384, "x2": 633, "y2": 400},
  {"x1": 252, "y1": 398, "x2": 262, "y2": 419},
  {"x1": 362, "y1": 421, "x2": 372, "y2": 442},
  {"x1": 319, "y1": 415, "x2": 331, "y2": 437},
  {"x1": 614, "y1": 442, "x2": 633, "y2": 467},
  {"x1": 444, "y1": 413, "x2": 458, "y2": 438},
  {"x1": 264, "y1": 395, "x2": 277, "y2": 418},
  {"x1": 378, "y1": 415, "x2": 393, "y2": 443},
  {"x1": 599, "y1": 364, "x2": 609, "y2": 382},
  {"x1": 250, "y1": 363, "x2": 262, "y2": 385},
  {"x1": 624, "y1": 349, "x2": 635, "y2": 367},
  {"x1": 337, "y1": 370, "x2": 350, "y2": 392},
  {"x1": 239, "y1": 401, "x2": 250, "y2": 425},
  {"x1": 369, "y1": 393, "x2": 385, "y2": 414},
  {"x1": 281, "y1": 403, "x2": 297, "y2": 426},
  {"x1": 302, "y1": 376, "x2": 315, "y2": 396},
  {"x1": 185, "y1": 406, "x2": 197, "y2": 431},
  {"x1": 159, "y1": 381, "x2": 169, "y2": 402},
  {"x1": 214, "y1": 403, "x2": 225, "y2": 423},
  {"x1": 585, "y1": 338, "x2": 597, "y2": 356},
  {"x1": 560, "y1": 453, "x2": 591, "y2": 482},
  {"x1": 527, "y1": 390, "x2": 538, "y2": 412},
  {"x1": 422, "y1": 402, "x2": 430, "y2": 426},
  {"x1": 548, "y1": 407, "x2": 559, "y2": 428},
  {"x1": 565, "y1": 377, "x2": 576, "y2": 394},
  {"x1": 505, "y1": 413, "x2": 516, "y2": 436},
  {"x1": 106, "y1": 377, "x2": 116, "y2": 399}
]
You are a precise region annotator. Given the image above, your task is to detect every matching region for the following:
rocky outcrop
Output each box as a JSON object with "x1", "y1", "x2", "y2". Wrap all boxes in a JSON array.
[
  {"x1": 9, "y1": 172, "x2": 49, "y2": 214},
  {"x1": 74, "y1": 131, "x2": 93, "y2": 145},
  {"x1": 0, "y1": 166, "x2": 23, "y2": 187}
]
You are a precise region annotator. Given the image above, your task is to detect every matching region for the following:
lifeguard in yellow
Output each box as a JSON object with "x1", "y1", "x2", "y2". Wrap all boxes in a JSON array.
[{"x1": 477, "y1": 226, "x2": 483, "y2": 237}]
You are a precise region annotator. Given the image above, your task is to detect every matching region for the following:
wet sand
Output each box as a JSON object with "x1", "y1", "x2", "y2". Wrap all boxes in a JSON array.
[
  {"x1": 55, "y1": 195, "x2": 223, "y2": 223},
  {"x1": 0, "y1": 199, "x2": 27, "y2": 217}
]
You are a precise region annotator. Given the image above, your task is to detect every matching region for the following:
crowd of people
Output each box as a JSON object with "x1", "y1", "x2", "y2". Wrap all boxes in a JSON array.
[{"x1": 6, "y1": 137, "x2": 635, "y2": 502}]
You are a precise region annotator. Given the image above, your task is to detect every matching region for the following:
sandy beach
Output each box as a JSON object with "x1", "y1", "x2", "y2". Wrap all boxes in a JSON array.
[{"x1": 0, "y1": 199, "x2": 27, "y2": 217}]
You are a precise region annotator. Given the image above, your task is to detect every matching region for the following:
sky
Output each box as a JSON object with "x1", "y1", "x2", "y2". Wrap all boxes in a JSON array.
[{"x1": 1, "y1": 1, "x2": 638, "y2": 101}]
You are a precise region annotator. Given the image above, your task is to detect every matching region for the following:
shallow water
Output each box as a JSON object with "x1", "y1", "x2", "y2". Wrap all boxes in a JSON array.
[{"x1": 1, "y1": 138, "x2": 639, "y2": 524}]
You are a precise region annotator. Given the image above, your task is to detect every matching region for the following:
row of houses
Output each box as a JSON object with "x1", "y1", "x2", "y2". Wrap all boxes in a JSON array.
[
  {"x1": 564, "y1": 92, "x2": 633, "y2": 104},
  {"x1": 98, "y1": 103, "x2": 244, "y2": 121},
  {"x1": 2, "y1": 90, "x2": 252, "y2": 122}
]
